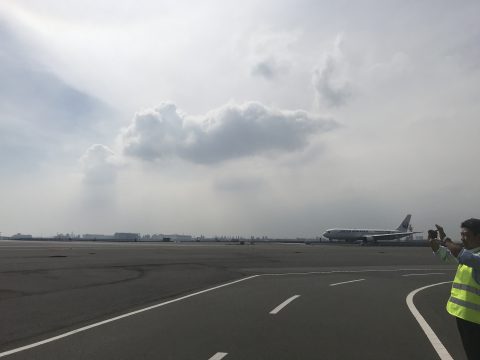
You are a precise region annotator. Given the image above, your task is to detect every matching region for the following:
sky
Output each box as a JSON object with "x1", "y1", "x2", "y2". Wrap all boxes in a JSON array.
[{"x1": 0, "y1": 0, "x2": 479, "y2": 238}]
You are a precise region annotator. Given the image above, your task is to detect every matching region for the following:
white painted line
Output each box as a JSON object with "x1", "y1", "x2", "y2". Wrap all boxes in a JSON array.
[
  {"x1": 209, "y1": 352, "x2": 228, "y2": 360},
  {"x1": 402, "y1": 273, "x2": 445, "y2": 277},
  {"x1": 261, "y1": 268, "x2": 456, "y2": 277},
  {"x1": 329, "y1": 278, "x2": 365, "y2": 286},
  {"x1": 0, "y1": 275, "x2": 259, "y2": 358},
  {"x1": 270, "y1": 295, "x2": 301, "y2": 315},
  {"x1": 406, "y1": 281, "x2": 453, "y2": 360}
]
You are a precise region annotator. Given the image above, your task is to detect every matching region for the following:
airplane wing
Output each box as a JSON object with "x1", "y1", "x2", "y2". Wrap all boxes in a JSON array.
[{"x1": 361, "y1": 232, "x2": 422, "y2": 241}]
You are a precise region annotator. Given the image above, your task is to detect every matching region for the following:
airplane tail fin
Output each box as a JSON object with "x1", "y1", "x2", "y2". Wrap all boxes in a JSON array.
[{"x1": 397, "y1": 214, "x2": 412, "y2": 232}]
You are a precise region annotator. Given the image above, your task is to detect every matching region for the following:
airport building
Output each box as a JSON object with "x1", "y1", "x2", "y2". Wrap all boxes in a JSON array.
[
  {"x1": 114, "y1": 233, "x2": 140, "y2": 241},
  {"x1": 82, "y1": 234, "x2": 116, "y2": 241},
  {"x1": 81, "y1": 233, "x2": 140, "y2": 241},
  {"x1": 11, "y1": 233, "x2": 33, "y2": 240},
  {"x1": 141, "y1": 234, "x2": 193, "y2": 242}
]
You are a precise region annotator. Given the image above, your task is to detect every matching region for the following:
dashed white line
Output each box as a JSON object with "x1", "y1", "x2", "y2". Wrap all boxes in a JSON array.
[
  {"x1": 406, "y1": 281, "x2": 453, "y2": 360},
  {"x1": 402, "y1": 273, "x2": 445, "y2": 277},
  {"x1": 329, "y1": 278, "x2": 365, "y2": 286},
  {"x1": 208, "y1": 352, "x2": 228, "y2": 360},
  {"x1": 270, "y1": 295, "x2": 301, "y2": 314}
]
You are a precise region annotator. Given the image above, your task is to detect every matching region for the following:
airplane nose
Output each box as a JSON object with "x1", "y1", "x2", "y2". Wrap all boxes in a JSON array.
[{"x1": 322, "y1": 231, "x2": 329, "y2": 237}]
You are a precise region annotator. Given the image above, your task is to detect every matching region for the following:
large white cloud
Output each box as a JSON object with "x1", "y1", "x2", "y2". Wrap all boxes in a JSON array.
[{"x1": 120, "y1": 101, "x2": 338, "y2": 164}]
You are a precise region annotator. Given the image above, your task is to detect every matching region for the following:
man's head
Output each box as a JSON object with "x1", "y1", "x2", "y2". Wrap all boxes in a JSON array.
[{"x1": 460, "y1": 218, "x2": 480, "y2": 249}]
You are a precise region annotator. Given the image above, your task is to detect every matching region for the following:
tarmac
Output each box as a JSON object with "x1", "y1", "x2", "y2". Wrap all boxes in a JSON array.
[{"x1": 0, "y1": 240, "x2": 465, "y2": 359}]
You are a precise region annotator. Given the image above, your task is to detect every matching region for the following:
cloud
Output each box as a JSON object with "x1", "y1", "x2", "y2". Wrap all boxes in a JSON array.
[
  {"x1": 80, "y1": 144, "x2": 120, "y2": 185},
  {"x1": 251, "y1": 57, "x2": 281, "y2": 80},
  {"x1": 0, "y1": 22, "x2": 111, "y2": 130},
  {"x1": 246, "y1": 29, "x2": 298, "y2": 81},
  {"x1": 368, "y1": 52, "x2": 411, "y2": 83},
  {"x1": 120, "y1": 101, "x2": 337, "y2": 164},
  {"x1": 215, "y1": 176, "x2": 265, "y2": 193},
  {"x1": 313, "y1": 35, "x2": 352, "y2": 108},
  {"x1": 0, "y1": 22, "x2": 114, "y2": 175}
]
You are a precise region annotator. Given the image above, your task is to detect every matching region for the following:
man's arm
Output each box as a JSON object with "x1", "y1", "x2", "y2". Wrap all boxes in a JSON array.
[
  {"x1": 434, "y1": 245, "x2": 459, "y2": 264},
  {"x1": 430, "y1": 225, "x2": 458, "y2": 263}
]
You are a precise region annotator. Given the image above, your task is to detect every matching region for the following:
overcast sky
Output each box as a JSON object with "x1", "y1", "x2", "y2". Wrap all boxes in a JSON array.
[{"x1": 1, "y1": 0, "x2": 479, "y2": 238}]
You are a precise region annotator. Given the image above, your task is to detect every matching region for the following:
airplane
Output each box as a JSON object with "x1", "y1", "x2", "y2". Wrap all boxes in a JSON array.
[{"x1": 322, "y1": 214, "x2": 421, "y2": 244}]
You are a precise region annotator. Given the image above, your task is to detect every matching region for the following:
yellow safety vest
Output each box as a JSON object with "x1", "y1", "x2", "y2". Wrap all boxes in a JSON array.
[{"x1": 446, "y1": 250, "x2": 480, "y2": 324}]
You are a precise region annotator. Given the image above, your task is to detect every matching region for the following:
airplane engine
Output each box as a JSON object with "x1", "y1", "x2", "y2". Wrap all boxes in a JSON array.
[{"x1": 361, "y1": 236, "x2": 376, "y2": 245}]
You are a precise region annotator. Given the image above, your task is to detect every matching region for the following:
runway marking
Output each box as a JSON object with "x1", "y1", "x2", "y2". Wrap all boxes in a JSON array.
[
  {"x1": 402, "y1": 273, "x2": 445, "y2": 277},
  {"x1": 269, "y1": 295, "x2": 301, "y2": 314},
  {"x1": 329, "y1": 278, "x2": 365, "y2": 286},
  {"x1": 406, "y1": 281, "x2": 454, "y2": 360},
  {"x1": 208, "y1": 352, "x2": 228, "y2": 360},
  {"x1": 0, "y1": 275, "x2": 259, "y2": 358}
]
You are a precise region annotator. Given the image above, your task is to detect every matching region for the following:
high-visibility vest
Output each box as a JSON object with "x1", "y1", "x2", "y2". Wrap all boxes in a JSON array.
[{"x1": 446, "y1": 250, "x2": 480, "y2": 324}]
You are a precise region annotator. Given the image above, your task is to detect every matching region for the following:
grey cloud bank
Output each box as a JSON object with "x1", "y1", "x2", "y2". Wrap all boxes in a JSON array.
[{"x1": 120, "y1": 102, "x2": 338, "y2": 164}]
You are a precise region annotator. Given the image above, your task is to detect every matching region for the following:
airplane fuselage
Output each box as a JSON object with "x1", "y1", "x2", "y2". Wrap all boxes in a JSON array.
[{"x1": 323, "y1": 229, "x2": 407, "y2": 241}]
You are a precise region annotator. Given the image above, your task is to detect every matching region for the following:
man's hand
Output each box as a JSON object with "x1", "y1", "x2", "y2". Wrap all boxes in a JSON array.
[
  {"x1": 435, "y1": 224, "x2": 447, "y2": 240},
  {"x1": 428, "y1": 229, "x2": 441, "y2": 252},
  {"x1": 444, "y1": 238, "x2": 463, "y2": 257},
  {"x1": 429, "y1": 238, "x2": 441, "y2": 252}
]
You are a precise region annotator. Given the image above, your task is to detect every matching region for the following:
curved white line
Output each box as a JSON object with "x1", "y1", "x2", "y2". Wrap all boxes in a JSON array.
[{"x1": 406, "y1": 281, "x2": 453, "y2": 360}]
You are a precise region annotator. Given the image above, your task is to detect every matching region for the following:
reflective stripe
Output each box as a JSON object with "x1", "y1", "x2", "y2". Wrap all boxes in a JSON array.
[
  {"x1": 449, "y1": 296, "x2": 480, "y2": 312},
  {"x1": 452, "y1": 282, "x2": 480, "y2": 296}
]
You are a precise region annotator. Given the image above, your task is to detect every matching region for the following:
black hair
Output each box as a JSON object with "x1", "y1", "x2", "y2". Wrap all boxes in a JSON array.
[{"x1": 461, "y1": 218, "x2": 480, "y2": 236}]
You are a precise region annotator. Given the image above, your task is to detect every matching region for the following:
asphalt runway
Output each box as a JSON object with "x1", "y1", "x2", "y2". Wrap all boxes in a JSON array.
[{"x1": 0, "y1": 240, "x2": 466, "y2": 359}]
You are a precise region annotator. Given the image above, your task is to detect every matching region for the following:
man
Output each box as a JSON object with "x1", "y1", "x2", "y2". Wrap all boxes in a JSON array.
[{"x1": 429, "y1": 218, "x2": 480, "y2": 360}]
